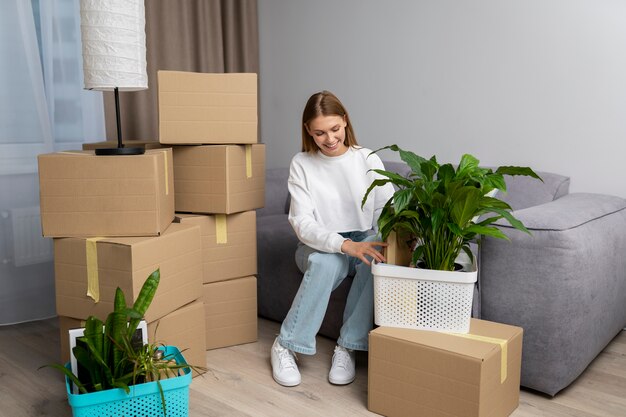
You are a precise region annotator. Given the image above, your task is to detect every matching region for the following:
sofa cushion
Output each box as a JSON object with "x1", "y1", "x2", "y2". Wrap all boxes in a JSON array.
[
  {"x1": 256, "y1": 214, "x2": 302, "y2": 322},
  {"x1": 495, "y1": 193, "x2": 626, "y2": 231},
  {"x1": 498, "y1": 171, "x2": 570, "y2": 211}
]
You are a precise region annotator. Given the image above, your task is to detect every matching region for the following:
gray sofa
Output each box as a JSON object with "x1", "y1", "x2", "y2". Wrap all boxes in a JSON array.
[{"x1": 256, "y1": 161, "x2": 626, "y2": 396}]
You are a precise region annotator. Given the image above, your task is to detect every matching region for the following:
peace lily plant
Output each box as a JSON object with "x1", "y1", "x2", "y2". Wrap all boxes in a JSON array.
[{"x1": 363, "y1": 145, "x2": 542, "y2": 271}]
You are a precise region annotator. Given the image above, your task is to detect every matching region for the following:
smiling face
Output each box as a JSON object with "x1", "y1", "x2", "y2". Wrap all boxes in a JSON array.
[{"x1": 305, "y1": 115, "x2": 349, "y2": 157}]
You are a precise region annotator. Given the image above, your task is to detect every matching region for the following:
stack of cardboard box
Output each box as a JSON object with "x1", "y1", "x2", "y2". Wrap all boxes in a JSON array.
[
  {"x1": 77, "y1": 71, "x2": 264, "y2": 353},
  {"x1": 158, "y1": 71, "x2": 264, "y2": 350},
  {"x1": 41, "y1": 70, "x2": 264, "y2": 377},
  {"x1": 38, "y1": 148, "x2": 207, "y2": 374}
]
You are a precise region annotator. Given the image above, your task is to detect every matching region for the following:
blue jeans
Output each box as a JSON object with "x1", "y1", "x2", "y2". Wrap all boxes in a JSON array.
[{"x1": 278, "y1": 231, "x2": 379, "y2": 355}]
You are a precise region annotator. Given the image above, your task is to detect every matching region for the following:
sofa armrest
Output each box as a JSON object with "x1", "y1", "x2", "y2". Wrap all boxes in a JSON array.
[
  {"x1": 480, "y1": 192, "x2": 626, "y2": 395},
  {"x1": 495, "y1": 192, "x2": 626, "y2": 230}
]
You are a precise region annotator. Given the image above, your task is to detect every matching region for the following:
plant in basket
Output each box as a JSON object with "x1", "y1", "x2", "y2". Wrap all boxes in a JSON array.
[
  {"x1": 362, "y1": 145, "x2": 542, "y2": 332},
  {"x1": 42, "y1": 269, "x2": 206, "y2": 416}
]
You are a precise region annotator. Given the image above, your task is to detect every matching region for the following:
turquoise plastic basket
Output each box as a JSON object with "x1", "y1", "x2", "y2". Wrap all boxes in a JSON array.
[{"x1": 65, "y1": 346, "x2": 192, "y2": 417}]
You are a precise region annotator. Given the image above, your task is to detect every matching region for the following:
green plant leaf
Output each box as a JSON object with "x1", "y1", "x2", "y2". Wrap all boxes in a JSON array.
[
  {"x1": 490, "y1": 207, "x2": 531, "y2": 235},
  {"x1": 420, "y1": 159, "x2": 437, "y2": 181},
  {"x1": 111, "y1": 287, "x2": 128, "y2": 380},
  {"x1": 129, "y1": 269, "x2": 160, "y2": 337},
  {"x1": 393, "y1": 188, "x2": 413, "y2": 214},
  {"x1": 411, "y1": 245, "x2": 424, "y2": 266},
  {"x1": 478, "y1": 196, "x2": 512, "y2": 211},
  {"x1": 83, "y1": 316, "x2": 104, "y2": 359},
  {"x1": 476, "y1": 215, "x2": 502, "y2": 226},
  {"x1": 461, "y1": 245, "x2": 475, "y2": 264},
  {"x1": 437, "y1": 163, "x2": 455, "y2": 185},
  {"x1": 446, "y1": 222, "x2": 463, "y2": 237},
  {"x1": 39, "y1": 363, "x2": 88, "y2": 394},
  {"x1": 482, "y1": 173, "x2": 507, "y2": 192},
  {"x1": 369, "y1": 169, "x2": 413, "y2": 187},
  {"x1": 450, "y1": 187, "x2": 483, "y2": 226},
  {"x1": 431, "y1": 208, "x2": 445, "y2": 233},
  {"x1": 370, "y1": 144, "x2": 427, "y2": 176},
  {"x1": 111, "y1": 380, "x2": 131, "y2": 394},
  {"x1": 457, "y1": 154, "x2": 480, "y2": 178},
  {"x1": 464, "y1": 224, "x2": 509, "y2": 240},
  {"x1": 495, "y1": 166, "x2": 543, "y2": 181},
  {"x1": 362, "y1": 178, "x2": 393, "y2": 209}
]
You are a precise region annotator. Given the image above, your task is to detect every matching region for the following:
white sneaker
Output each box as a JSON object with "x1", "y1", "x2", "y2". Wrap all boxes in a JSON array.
[
  {"x1": 271, "y1": 337, "x2": 301, "y2": 387},
  {"x1": 328, "y1": 345, "x2": 356, "y2": 385}
]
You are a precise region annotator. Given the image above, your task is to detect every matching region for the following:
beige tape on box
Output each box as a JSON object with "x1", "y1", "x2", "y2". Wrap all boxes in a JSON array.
[
  {"x1": 163, "y1": 150, "x2": 169, "y2": 195},
  {"x1": 245, "y1": 145, "x2": 252, "y2": 178},
  {"x1": 451, "y1": 332, "x2": 508, "y2": 383},
  {"x1": 85, "y1": 237, "x2": 106, "y2": 303},
  {"x1": 215, "y1": 214, "x2": 228, "y2": 244}
]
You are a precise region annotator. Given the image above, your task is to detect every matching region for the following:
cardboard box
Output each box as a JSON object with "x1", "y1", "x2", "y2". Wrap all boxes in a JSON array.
[
  {"x1": 203, "y1": 276, "x2": 257, "y2": 350},
  {"x1": 148, "y1": 300, "x2": 206, "y2": 376},
  {"x1": 384, "y1": 230, "x2": 414, "y2": 267},
  {"x1": 158, "y1": 71, "x2": 258, "y2": 144},
  {"x1": 54, "y1": 222, "x2": 202, "y2": 323},
  {"x1": 175, "y1": 211, "x2": 257, "y2": 283},
  {"x1": 59, "y1": 300, "x2": 207, "y2": 377},
  {"x1": 38, "y1": 148, "x2": 174, "y2": 237},
  {"x1": 368, "y1": 319, "x2": 523, "y2": 417},
  {"x1": 173, "y1": 144, "x2": 265, "y2": 214},
  {"x1": 82, "y1": 140, "x2": 165, "y2": 150}
]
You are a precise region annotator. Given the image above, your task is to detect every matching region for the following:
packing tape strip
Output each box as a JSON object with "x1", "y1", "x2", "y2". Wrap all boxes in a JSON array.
[
  {"x1": 245, "y1": 145, "x2": 252, "y2": 178},
  {"x1": 450, "y1": 332, "x2": 508, "y2": 383},
  {"x1": 85, "y1": 237, "x2": 106, "y2": 303},
  {"x1": 163, "y1": 150, "x2": 169, "y2": 195},
  {"x1": 215, "y1": 214, "x2": 228, "y2": 244}
]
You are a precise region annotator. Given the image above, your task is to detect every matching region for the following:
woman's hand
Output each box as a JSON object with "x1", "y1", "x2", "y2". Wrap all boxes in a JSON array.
[{"x1": 341, "y1": 239, "x2": 388, "y2": 266}]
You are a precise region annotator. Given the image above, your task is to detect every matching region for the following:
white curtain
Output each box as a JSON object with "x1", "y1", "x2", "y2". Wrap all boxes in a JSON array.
[{"x1": 0, "y1": 0, "x2": 105, "y2": 325}]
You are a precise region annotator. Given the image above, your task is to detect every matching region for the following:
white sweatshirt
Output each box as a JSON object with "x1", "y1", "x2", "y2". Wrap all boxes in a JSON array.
[{"x1": 287, "y1": 146, "x2": 395, "y2": 253}]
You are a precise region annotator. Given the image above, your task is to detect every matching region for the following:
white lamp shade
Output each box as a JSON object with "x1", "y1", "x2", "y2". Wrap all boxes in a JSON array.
[{"x1": 80, "y1": 0, "x2": 148, "y2": 91}]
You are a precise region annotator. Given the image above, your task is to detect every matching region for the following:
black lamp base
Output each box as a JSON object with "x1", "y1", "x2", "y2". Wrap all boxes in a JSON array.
[
  {"x1": 94, "y1": 87, "x2": 145, "y2": 156},
  {"x1": 95, "y1": 146, "x2": 145, "y2": 156}
]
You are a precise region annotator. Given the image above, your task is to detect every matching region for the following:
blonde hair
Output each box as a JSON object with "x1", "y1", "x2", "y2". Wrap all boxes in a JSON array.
[{"x1": 301, "y1": 91, "x2": 358, "y2": 153}]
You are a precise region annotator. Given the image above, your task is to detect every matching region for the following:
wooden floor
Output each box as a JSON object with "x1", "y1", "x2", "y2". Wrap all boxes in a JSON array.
[{"x1": 0, "y1": 317, "x2": 624, "y2": 417}]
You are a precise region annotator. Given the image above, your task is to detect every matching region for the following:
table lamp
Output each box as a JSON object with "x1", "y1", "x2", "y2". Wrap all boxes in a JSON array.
[{"x1": 80, "y1": 0, "x2": 148, "y2": 155}]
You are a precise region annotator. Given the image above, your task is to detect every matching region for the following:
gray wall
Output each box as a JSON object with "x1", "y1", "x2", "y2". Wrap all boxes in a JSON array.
[{"x1": 258, "y1": 0, "x2": 626, "y2": 197}]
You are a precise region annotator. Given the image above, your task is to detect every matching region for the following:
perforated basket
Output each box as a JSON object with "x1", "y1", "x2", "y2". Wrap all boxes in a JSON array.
[
  {"x1": 372, "y1": 262, "x2": 477, "y2": 333},
  {"x1": 65, "y1": 346, "x2": 191, "y2": 417}
]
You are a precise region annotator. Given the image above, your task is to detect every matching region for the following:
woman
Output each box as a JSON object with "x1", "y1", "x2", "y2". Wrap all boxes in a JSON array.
[{"x1": 271, "y1": 91, "x2": 394, "y2": 387}]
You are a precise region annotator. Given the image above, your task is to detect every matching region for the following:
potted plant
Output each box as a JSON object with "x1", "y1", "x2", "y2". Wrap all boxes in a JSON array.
[
  {"x1": 43, "y1": 269, "x2": 205, "y2": 416},
  {"x1": 362, "y1": 145, "x2": 541, "y2": 332}
]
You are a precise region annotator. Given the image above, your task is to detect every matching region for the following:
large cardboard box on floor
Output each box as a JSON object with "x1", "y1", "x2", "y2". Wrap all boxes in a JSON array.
[
  {"x1": 82, "y1": 140, "x2": 165, "y2": 151},
  {"x1": 203, "y1": 276, "x2": 257, "y2": 350},
  {"x1": 175, "y1": 211, "x2": 257, "y2": 283},
  {"x1": 54, "y1": 222, "x2": 202, "y2": 323},
  {"x1": 59, "y1": 300, "x2": 207, "y2": 377},
  {"x1": 173, "y1": 144, "x2": 265, "y2": 214},
  {"x1": 158, "y1": 70, "x2": 258, "y2": 145},
  {"x1": 38, "y1": 148, "x2": 174, "y2": 237},
  {"x1": 369, "y1": 319, "x2": 523, "y2": 417}
]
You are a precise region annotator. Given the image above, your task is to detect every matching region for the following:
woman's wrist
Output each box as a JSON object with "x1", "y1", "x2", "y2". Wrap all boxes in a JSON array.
[{"x1": 340, "y1": 238, "x2": 352, "y2": 254}]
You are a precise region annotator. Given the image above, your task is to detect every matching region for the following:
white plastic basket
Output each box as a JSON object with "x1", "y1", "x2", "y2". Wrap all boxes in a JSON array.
[{"x1": 371, "y1": 261, "x2": 477, "y2": 333}]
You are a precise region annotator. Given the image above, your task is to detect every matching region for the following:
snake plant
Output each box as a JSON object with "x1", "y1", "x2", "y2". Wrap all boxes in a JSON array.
[{"x1": 42, "y1": 269, "x2": 205, "y2": 415}]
